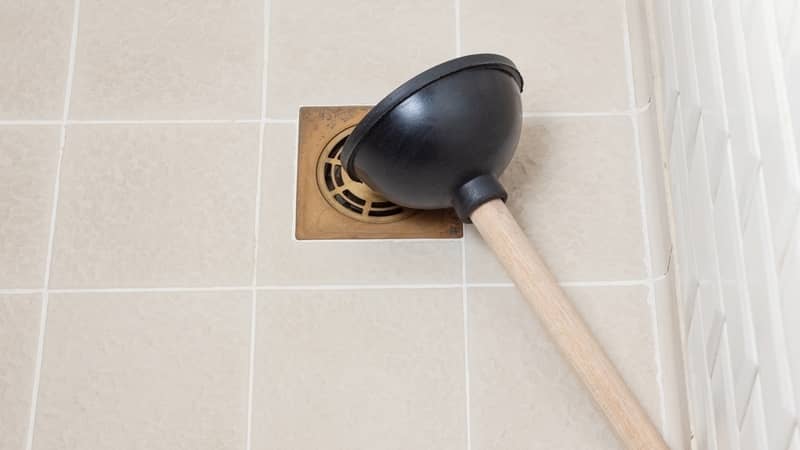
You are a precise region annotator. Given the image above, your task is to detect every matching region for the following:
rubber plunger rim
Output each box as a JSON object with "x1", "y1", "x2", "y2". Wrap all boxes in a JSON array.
[{"x1": 341, "y1": 53, "x2": 524, "y2": 178}]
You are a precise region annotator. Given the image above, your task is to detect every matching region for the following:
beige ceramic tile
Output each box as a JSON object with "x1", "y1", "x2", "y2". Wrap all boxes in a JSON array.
[
  {"x1": 0, "y1": 1, "x2": 73, "y2": 119},
  {"x1": 461, "y1": 0, "x2": 629, "y2": 112},
  {"x1": 69, "y1": 0, "x2": 262, "y2": 119},
  {"x1": 33, "y1": 291, "x2": 250, "y2": 450},
  {"x1": 468, "y1": 286, "x2": 660, "y2": 450},
  {"x1": 253, "y1": 288, "x2": 466, "y2": 450},
  {"x1": 50, "y1": 125, "x2": 258, "y2": 288},
  {"x1": 257, "y1": 124, "x2": 461, "y2": 285},
  {"x1": 0, "y1": 127, "x2": 60, "y2": 288},
  {"x1": 266, "y1": 0, "x2": 454, "y2": 118},
  {"x1": 0, "y1": 294, "x2": 41, "y2": 450},
  {"x1": 466, "y1": 117, "x2": 646, "y2": 283}
]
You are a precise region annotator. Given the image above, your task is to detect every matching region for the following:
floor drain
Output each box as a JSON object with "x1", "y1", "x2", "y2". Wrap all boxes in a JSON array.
[
  {"x1": 295, "y1": 106, "x2": 462, "y2": 240},
  {"x1": 316, "y1": 127, "x2": 414, "y2": 223}
]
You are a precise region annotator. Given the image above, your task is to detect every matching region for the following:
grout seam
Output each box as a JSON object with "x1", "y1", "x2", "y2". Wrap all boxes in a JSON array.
[
  {"x1": 291, "y1": 237, "x2": 462, "y2": 243},
  {"x1": 257, "y1": 284, "x2": 462, "y2": 290},
  {"x1": 46, "y1": 286, "x2": 252, "y2": 294},
  {"x1": 454, "y1": 6, "x2": 471, "y2": 450},
  {"x1": 0, "y1": 119, "x2": 286, "y2": 125},
  {"x1": 644, "y1": 0, "x2": 701, "y2": 444},
  {"x1": 0, "y1": 278, "x2": 676, "y2": 295},
  {"x1": 622, "y1": 0, "x2": 669, "y2": 436},
  {"x1": 0, "y1": 120, "x2": 63, "y2": 125},
  {"x1": 246, "y1": 1, "x2": 272, "y2": 449},
  {"x1": 460, "y1": 236, "x2": 472, "y2": 450},
  {"x1": 0, "y1": 109, "x2": 665, "y2": 127},
  {"x1": 70, "y1": 119, "x2": 262, "y2": 125},
  {"x1": 24, "y1": 1, "x2": 81, "y2": 449},
  {"x1": 521, "y1": 103, "x2": 652, "y2": 118},
  {"x1": 470, "y1": 279, "x2": 654, "y2": 288},
  {"x1": 0, "y1": 289, "x2": 43, "y2": 295}
]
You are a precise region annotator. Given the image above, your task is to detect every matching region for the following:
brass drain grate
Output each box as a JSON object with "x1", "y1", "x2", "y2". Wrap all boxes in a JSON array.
[
  {"x1": 316, "y1": 127, "x2": 414, "y2": 223},
  {"x1": 295, "y1": 106, "x2": 463, "y2": 240}
]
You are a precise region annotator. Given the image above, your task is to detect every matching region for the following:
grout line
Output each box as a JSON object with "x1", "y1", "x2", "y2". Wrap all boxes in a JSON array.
[
  {"x1": 521, "y1": 102, "x2": 652, "y2": 119},
  {"x1": 1, "y1": 277, "x2": 675, "y2": 296},
  {"x1": 245, "y1": 186, "x2": 260, "y2": 449},
  {"x1": 9, "y1": 278, "x2": 673, "y2": 294},
  {"x1": 47, "y1": 286, "x2": 252, "y2": 294},
  {"x1": 622, "y1": 0, "x2": 669, "y2": 436},
  {"x1": 466, "y1": 282, "x2": 533, "y2": 288},
  {"x1": 246, "y1": 1, "x2": 272, "y2": 449},
  {"x1": 621, "y1": 0, "x2": 652, "y2": 307},
  {"x1": 559, "y1": 279, "x2": 650, "y2": 287},
  {"x1": 1, "y1": 109, "x2": 670, "y2": 127},
  {"x1": 66, "y1": 119, "x2": 262, "y2": 125},
  {"x1": 291, "y1": 236, "x2": 462, "y2": 243},
  {"x1": 263, "y1": 118, "x2": 296, "y2": 124},
  {"x1": 25, "y1": 292, "x2": 49, "y2": 450},
  {"x1": 522, "y1": 111, "x2": 632, "y2": 118},
  {"x1": 454, "y1": 10, "x2": 470, "y2": 446},
  {"x1": 460, "y1": 235, "x2": 472, "y2": 450},
  {"x1": 59, "y1": 5, "x2": 79, "y2": 144},
  {"x1": 470, "y1": 279, "x2": 653, "y2": 288},
  {"x1": 256, "y1": 284, "x2": 463, "y2": 290},
  {"x1": 0, "y1": 289, "x2": 44, "y2": 295},
  {"x1": 25, "y1": 1, "x2": 81, "y2": 449},
  {"x1": 522, "y1": 110, "x2": 633, "y2": 118},
  {"x1": 0, "y1": 119, "x2": 288, "y2": 126},
  {"x1": 0, "y1": 120, "x2": 62, "y2": 125}
]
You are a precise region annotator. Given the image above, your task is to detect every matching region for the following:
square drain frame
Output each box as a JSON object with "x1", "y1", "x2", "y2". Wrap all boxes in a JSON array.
[{"x1": 295, "y1": 106, "x2": 463, "y2": 240}]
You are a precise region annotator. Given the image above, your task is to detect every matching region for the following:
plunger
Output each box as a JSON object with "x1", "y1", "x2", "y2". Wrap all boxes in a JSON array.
[{"x1": 341, "y1": 54, "x2": 670, "y2": 450}]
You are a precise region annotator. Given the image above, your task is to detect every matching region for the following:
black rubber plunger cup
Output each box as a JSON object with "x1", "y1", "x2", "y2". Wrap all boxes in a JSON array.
[
  {"x1": 342, "y1": 54, "x2": 670, "y2": 450},
  {"x1": 341, "y1": 54, "x2": 522, "y2": 221}
]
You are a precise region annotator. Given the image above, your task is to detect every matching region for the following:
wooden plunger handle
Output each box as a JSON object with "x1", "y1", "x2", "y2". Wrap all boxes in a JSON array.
[{"x1": 470, "y1": 199, "x2": 669, "y2": 450}]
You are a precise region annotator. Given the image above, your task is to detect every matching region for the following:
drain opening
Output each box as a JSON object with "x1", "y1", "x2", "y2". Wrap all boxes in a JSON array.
[{"x1": 316, "y1": 127, "x2": 415, "y2": 223}]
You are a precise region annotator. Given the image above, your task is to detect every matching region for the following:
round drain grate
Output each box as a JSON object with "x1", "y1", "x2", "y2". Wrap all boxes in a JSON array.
[{"x1": 316, "y1": 127, "x2": 415, "y2": 223}]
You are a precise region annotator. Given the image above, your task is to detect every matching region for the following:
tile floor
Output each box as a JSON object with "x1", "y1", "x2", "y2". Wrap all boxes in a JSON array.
[{"x1": 0, "y1": 0, "x2": 688, "y2": 449}]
